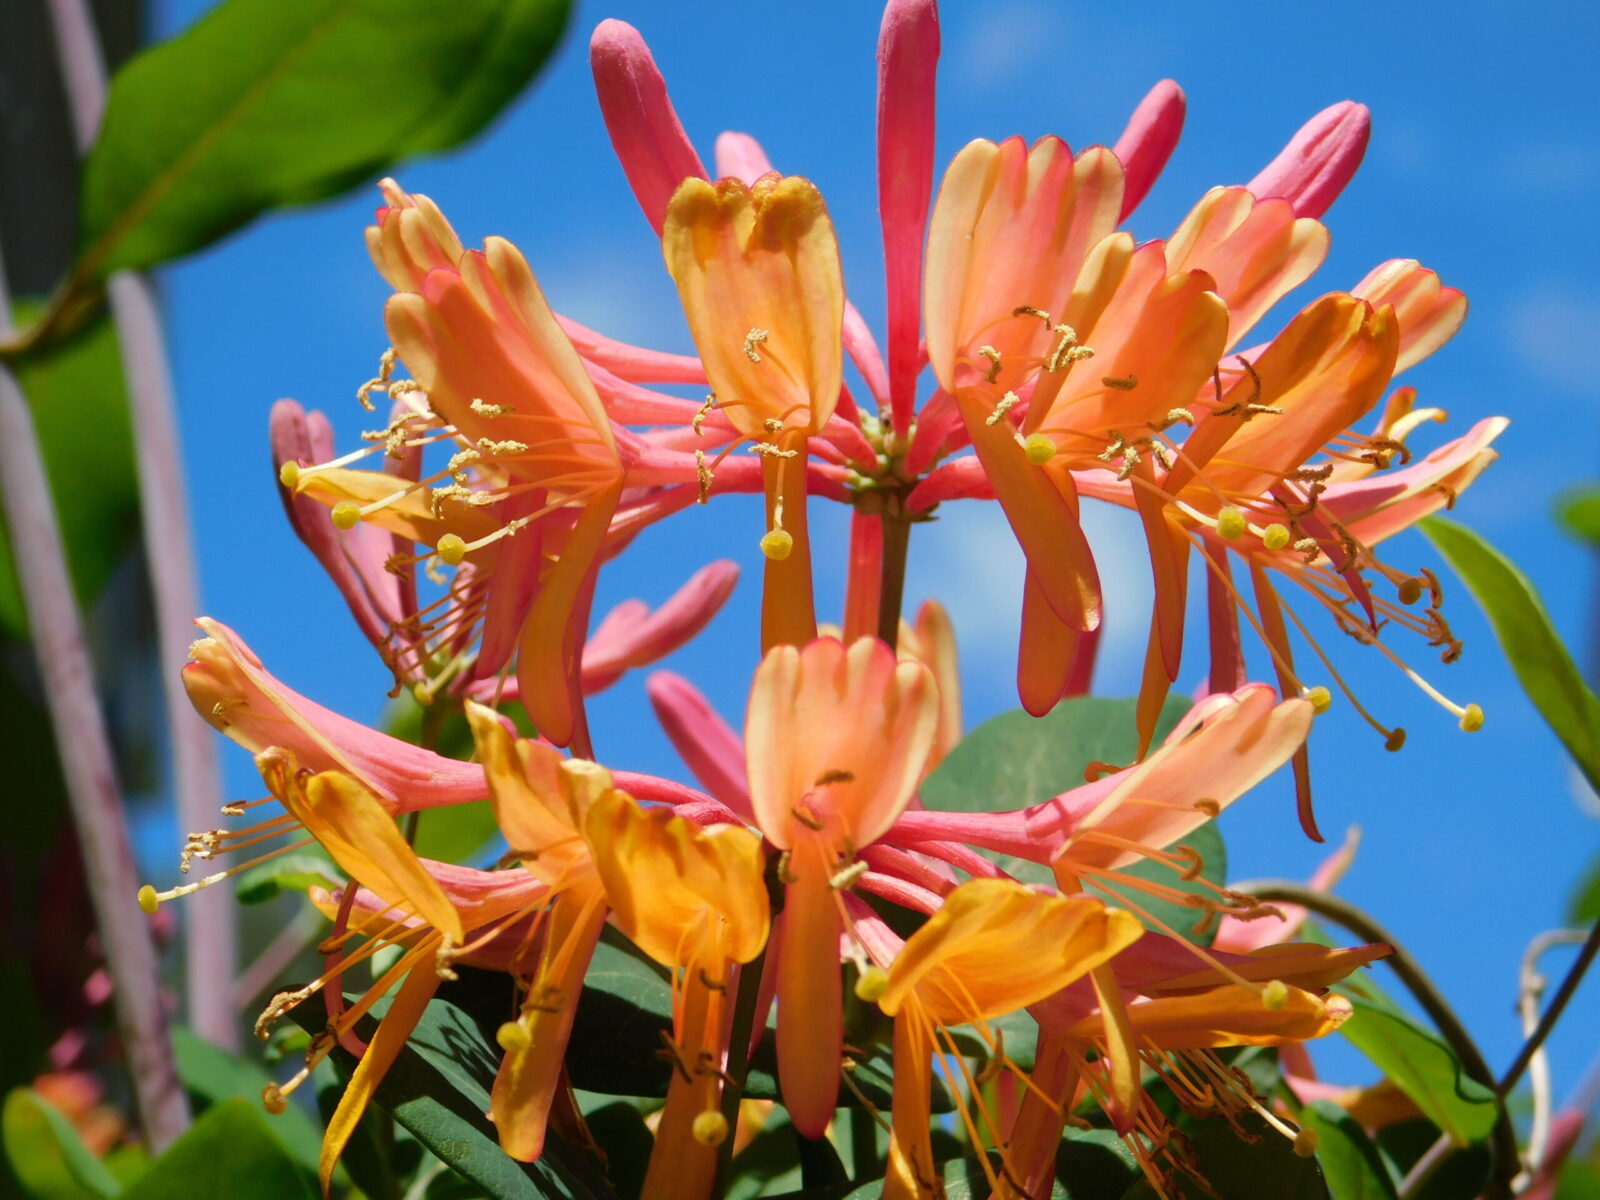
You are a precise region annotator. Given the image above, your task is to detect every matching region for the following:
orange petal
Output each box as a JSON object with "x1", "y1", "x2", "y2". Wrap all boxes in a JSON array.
[{"x1": 776, "y1": 856, "x2": 843, "y2": 1138}]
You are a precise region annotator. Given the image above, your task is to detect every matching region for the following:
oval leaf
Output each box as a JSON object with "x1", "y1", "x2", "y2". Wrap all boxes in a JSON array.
[
  {"x1": 1419, "y1": 516, "x2": 1600, "y2": 793},
  {"x1": 120, "y1": 1099, "x2": 317, "y2": 1200},
  {"x1": 77, "y1": 0, "x2": 571, "y2": 277}
]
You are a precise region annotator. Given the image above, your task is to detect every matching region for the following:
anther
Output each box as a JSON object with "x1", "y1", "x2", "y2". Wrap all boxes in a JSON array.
[
  {"x1": 692, "y1": 1110, "x2": 729, "y2": 1146},
  {"x1": 855, "y1": 965, "x2": 889, "y2": 1003},
  {"x1": 1102, "y1": 375, "x2": 1138, "y2": 391},
  {"x1": 978, "y1": 345, "x2": 1003, "y2": 384},
  {"x1": 1385, "y1": 728, "x2": 1407, "y2": 752},
  {"x1": 137, "y1": 884, "x2": 159, "y2": 914},
  {"x1": 760, "y1": 529, "x2": 794, "y2": 560},
  {"x1": 331, "y1": 501, "x2": 362, "y2": 530},
  {"x1": 1459, "y1": 703, "x2": 1484, "y2": 733},
  {"x1": 693, "y1": 394, "x2": 717, "y2": 435},
  {"x1": 1012, "y1": 305, "x2": 1052, "y2": 324},
  {"x1": 814, "y1": 769, "x2": 855, "y2": 786},
  {"x1": 1304, "y1": 686, "x2": 1332, "y2": 713},
  {"x1": 470, "y1": 398, "x2": 513, "y2": 417},
  {"x1": 1261, "y1": 980, "x2": 1289, "y2": 1012},
  {"x1": 744, "y1": 329, "x2": 769, "y2": 362},
  {"x1": 830, "y1": 861, "x2": 870, "y2": 890},
  {"x1": 763, "y1": 417, "x2": 784, "y2": 433},
  {"x1": 1262, "y1": 524, "x2": 1291, "y2": 551},
  {"x1": 1216, "y1": 507, "x2": 1247, "y2": 540},
  {"x1": 1193, "y1": 799, "x2": 1220, "y2": 818},
  {"x1": 497, "y1": 1022, "x2": 532, "y2": 1054},
  {"x1": 436, "y1": 533, "x2": 467, "y2": 566},
  {"x1": 1024, "y1": 433, "x2": 1057, "y2": 465},
  {"x1": 985, "y1": 391, "x2": 1019, "y2": 427},
  {"x1": 695, "y1": 449, "x2": 713, "y2": 504}
]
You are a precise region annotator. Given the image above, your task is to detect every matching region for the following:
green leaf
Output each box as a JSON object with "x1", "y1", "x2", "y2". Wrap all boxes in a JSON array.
[
  {"x1": 293, "y1": 983, "x2": 616, "y2": 1199},
  {"x1": 2, "y1": 1088, "x2": 122, "y2": 1200},
  {"x1": 0, "y1": 308, "x2": 138, "y2": 639},
  {"x1": 120, "y1": 1099, "x2": 316, "y2": 1200},
  {"x1": 77, "y1": 0, "x2": 572, "y2": 277},
  {"x1": 1568, "y1": 846, "x2": 1600, "y2": 924},
  {"x1": 1557, "y1": 486, "x2": 1600, "y2": 546},
  {"x1": 829, "y1": 1128, "x2": 1138, "y2": 1199},
  {"x1": 1120, "y1": 1112, "x2": 1329, "y2": 1199},
  {"x1": 234, "y1": 848, "x2": 339, "y2": 904},
  {"x1": 920, "y1": 697, "x2": 1226, "y2": 945},
  {"x1": 1374, "y1": 1119, "x2": 1489, "y2": 1200},
  {"x1": 1299, "y1": 1100, "x2": 1398, "y2": 1200},
  {"x1": 169, "y1": 1027, "x2": 322, "y2": 1172},
  {"x1": 1336, "y1": 998, "x2": 1497, "y2": 1145},
  {"x1": 1420, "y1": 516, "x2": 1600, "y2": 792}
]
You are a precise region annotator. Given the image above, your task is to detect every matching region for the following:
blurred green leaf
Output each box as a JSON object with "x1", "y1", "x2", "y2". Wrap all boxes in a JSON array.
[
  {"x1": 0, "y1": 307, "x2": 137, "y2": 639},
  {"x1": 1374, "y1": 1119, "x2": 1490, "y2": 1200},
  {"x1": 234, "y1": 847, "x2": 339, "y2": 904},
  {"x1": 1299, "y1": 1100, "x2": 1398, "y2": 1200},
  {"x1": 1570, "y1": 848, "x2": 1600, "y2": 923},
  {"x1": 1120, "y1": 1112, "x2": 1328, "y2": 1199},
  {"x1": 1420, "y1": 516, "x2": 1600, "y2": 792},
  {"x1": 1557, "y1": 486, "x2": 1600, "y2": 546},
  {"x1": 169, "y1": 1027, "x2": 321, "y2": 1172},
  {"x1": 2, "y1": 1088, "x2": 121, "y2": 1200},
  {"x1": 919, "y1": 697, "x2": 1226, "y2": 945},
  {"x1": 1337, "y1": 998, "x2": 1496, "y2": 1146},
  {"x1": 77, "y1": 0, "x2": 572, "y2": 277},
  {"x1": 120, "y1": 1099, "x2": 315, "y2": 1200}
]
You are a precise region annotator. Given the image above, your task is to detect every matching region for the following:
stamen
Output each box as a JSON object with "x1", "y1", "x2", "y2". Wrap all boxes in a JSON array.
[
  {"x1": 978, "y1": 345, "x2": 1003, "y2": 383},
  {"x1": 470, "y1": 398, "x2": 514, "y2": 417},
  {"x1": 692, "y1": 393, "x2": 718, "y2": 435},
  {"x1": 743, "y1": 329, "x2": 769, "y2": 362},
  {"x1": 1103, "y1": 375, "x2": 1139, "y2": 391},
  {"x1": 985, "y1": 391, "x2": 1020, "y2": 427}
]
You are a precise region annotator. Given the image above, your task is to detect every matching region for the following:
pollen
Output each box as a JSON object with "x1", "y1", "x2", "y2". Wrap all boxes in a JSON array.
[
  {"x1": 1304, "y1": 686, "x2": 1332, "y2": 713},
  {"x1": 1216, "y1": 507, "x2": 1247, "y2": 540},
  {"x1": 497, "y1": 1022, "x2": 532, "y2": 1054},
  {"x1": 1261, "y1": 980, "x2": 1289, "y2": 1011},
  {"x1": 278, "y1": 461, "x2": 300, "y2": 489},
  {"x1": 760, "y1": 529, "x2": 794, "y2": 560},
  {"x1": 1024, "y1": 433, "x2": 1057, "y2": 465},
  {"x1": 1262, "y1": 523, "x2": 1291, "y2": 551},
  {"x1": 137, "y1": 884, "x2": 160, "y2": 914},
  {"x1": 692, "y1": 1110, "x2": 729, "y2": 1146},
  {"x1": 331, "y1": 501, "x2": 363, "y2": 530},
  {"x1": 855, "y1": 965, "x2": 889, "y2": 1003},
  {"x1": 436, "y1": 533, "x2": 467, "y2": 566},
  {"x1": 1459, "y1": 703, "x2": 1484, "y2": 732}
]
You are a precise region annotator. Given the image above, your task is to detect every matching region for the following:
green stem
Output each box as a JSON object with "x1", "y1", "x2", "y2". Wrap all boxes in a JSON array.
[
  {"x1": 1238, "y1": 882, "x2": 1519, "y2": 1199},
  {"x1": 714, "y1": 945, "x2": 768, "y2": 1198},
  {"x1": 876, "y1": 504, "x2": 912, "y2": 651}
]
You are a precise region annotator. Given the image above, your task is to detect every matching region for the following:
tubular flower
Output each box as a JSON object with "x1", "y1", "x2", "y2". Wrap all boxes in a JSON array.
[
  {"x1": 662, "y1": 173, "x2": 846, "y2": 650},
  {"x1": 586, "y1": 794, "x2": 770, "y2": 1200},
  {"x1": 745, "y1": 636, "x2": 939, "y2": 1137},
  {"x1": 874, "y1": 879, "x2": 1142, "y2": 1200}
]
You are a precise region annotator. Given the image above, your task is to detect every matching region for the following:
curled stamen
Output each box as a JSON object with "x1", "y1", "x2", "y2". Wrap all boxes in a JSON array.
[
  {"x1": 979, "y1": 345, "x2": 1003, "y2": 383},
  {"x1": 743, "y1": 328, "x2": 769, "y2": 362}
]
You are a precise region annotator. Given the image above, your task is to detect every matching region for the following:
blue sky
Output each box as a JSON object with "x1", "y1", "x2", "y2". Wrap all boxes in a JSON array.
[{"x1": 152, "y1": 0, "x2": 1600, "y2": 1105}]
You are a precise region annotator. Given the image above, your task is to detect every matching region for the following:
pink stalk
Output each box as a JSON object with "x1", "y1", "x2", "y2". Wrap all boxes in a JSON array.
[
  {"x1": 1113, "y1": 80, "x2": 1185, "y2": 220},
  {"x1": 842, "y1": 511, "x2": 884, "y2": 642},
  {"x1": 1246, "y1": 100, "x2": 1370, "y2": 218},
  {"x1": 0, "y1": 270, "x2": 188, "y2": 1147},
  {"x1": 876, "y1": 0, "x2": 939, "y2": 431},
  {"x1": 47, "y1": 0, "x2": 234, "y2": 1049}
]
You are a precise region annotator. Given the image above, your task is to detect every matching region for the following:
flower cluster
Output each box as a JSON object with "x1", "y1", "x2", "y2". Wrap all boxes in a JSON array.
[{"x1": 139, "y1": 1, "x2": 1501, "y2": 1197}]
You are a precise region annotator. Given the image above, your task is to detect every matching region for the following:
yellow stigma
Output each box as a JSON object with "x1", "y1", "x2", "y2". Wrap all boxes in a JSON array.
[
  {"x1": 1293, "y1": 1128, "x2": 1320, "y2": 1158},
  {"x1": 691, "y1": 1110, "x2": 729, "y2": 1146},
  {"x1": 497, "y1": 1022, "x2": 532, "y2": 1054},
  {"x1": 854, "y1": 965, "x2": 889, "y2": 1003},
  {"x1": 1023, "y1": 433, "x2": 1057, "y2": 465},
  {"x1": 1216, "y1": 507, "x2": 1247, "y2": 540},
  {"x1": 331, "y1": 501, "x2": 363, "y2": 530},
  {"x1": 1261, "y1": 980, "x2": 1289, "y2": 1011},
  {"x1": 1398, "y1": 577, "x2": 1423, "y2": 605},
  {"x1": 436, "y1": 533, "x2": 467, "y2": 566},
  {"x1": 262, "y1": 1084, "x2": 287, "y2": 1116},
  {"x1": 1459, "y1": 703, "x2": 1484, "y2": 733},
  {"x1": 1304, "y1": 686, "x2": 1332, "y2": 713},
  {"x1": 760, "y1": 529, "x2": 794, "y2": 561},
  {"x1": 1262, "y1": 523, "x2": 1291, "y2": 551},
  {"x1": 137, "y1": 884, "x2": 160, "y2": 914},
  {"x1": 277, "y1": 461, "x2": 300, "y2": 489}
]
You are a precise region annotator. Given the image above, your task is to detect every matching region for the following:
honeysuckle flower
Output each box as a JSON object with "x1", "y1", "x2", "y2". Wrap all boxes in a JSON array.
[
  {"x1": 586, "y1": 793, "x2": 769, "y2": 1200},
  {"x1": 745, "y1": 636, "x2": 939, "y2": 1136},
  {"x1": 872, "y1": 879, "x2": 1142, "y2": 1200}
]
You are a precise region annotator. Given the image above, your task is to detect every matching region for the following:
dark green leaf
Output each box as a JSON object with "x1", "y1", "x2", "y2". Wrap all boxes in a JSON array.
[
  {"x1": 120, "y1": 1099, "x2": 316, "y2": 1200},
  {"x1": 1374, "y1": 1119, "x2": 1489, "y2": 1200},
  {"x1": 78, "y1": 0, "x2": 572, "y2": 276},
  {"x1": 0, "y1": 307, "x2": 137, "y2": 639},
  {"x1": 830, "y1": 1128, "x2": 1138, "y2": 1199},
  {"x1": 1420, "y1": 517, "x2": 1600, "y2": 792},
  {"x1": 1300, "y1": 1100, "x2": 1398, "y2": 1200},
  {"x1": 1337, "y1": 998, "x2": 1497, "y2": 1145},
  {"x1": 2, "y1": 1088, "x2": 121, "y2": 1200},
  {"x1": 293, "y1": 983, "x2": 616, "y2": 1199},
  {"x1": 1120, "y1": 1112, "x2": 1329, "y2": 1199},
  {"x1": 578, "y1": 1103, "x2": 652, "y2": 1200},
  {"x1": 169, "y1": 1027, "x2": 322, "y2": 1172},
  {"x1": 234, "y1": 848, "x2": 339, "y2": 904},
  {"x1": 1557, "y1": 486, "x2": 1600, "y2": 546},
  {"x1": 920, "y1": 697, "x2": 1225, "y2": 944}
]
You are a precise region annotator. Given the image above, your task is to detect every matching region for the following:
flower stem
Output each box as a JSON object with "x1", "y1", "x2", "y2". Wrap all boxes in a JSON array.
[
  {"x1": 714, "y1": 943, "x2": 768, "y2": 1196},
  {"x1": 1239, "y1": 881, "x2": 1519, "y2": 1199},
  {"x1": 876, "y1": 502, "x2": 912, "y2": 651},
  {"x1": 45, "y1": 0, "x2": 236, "y2": 1048}
]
